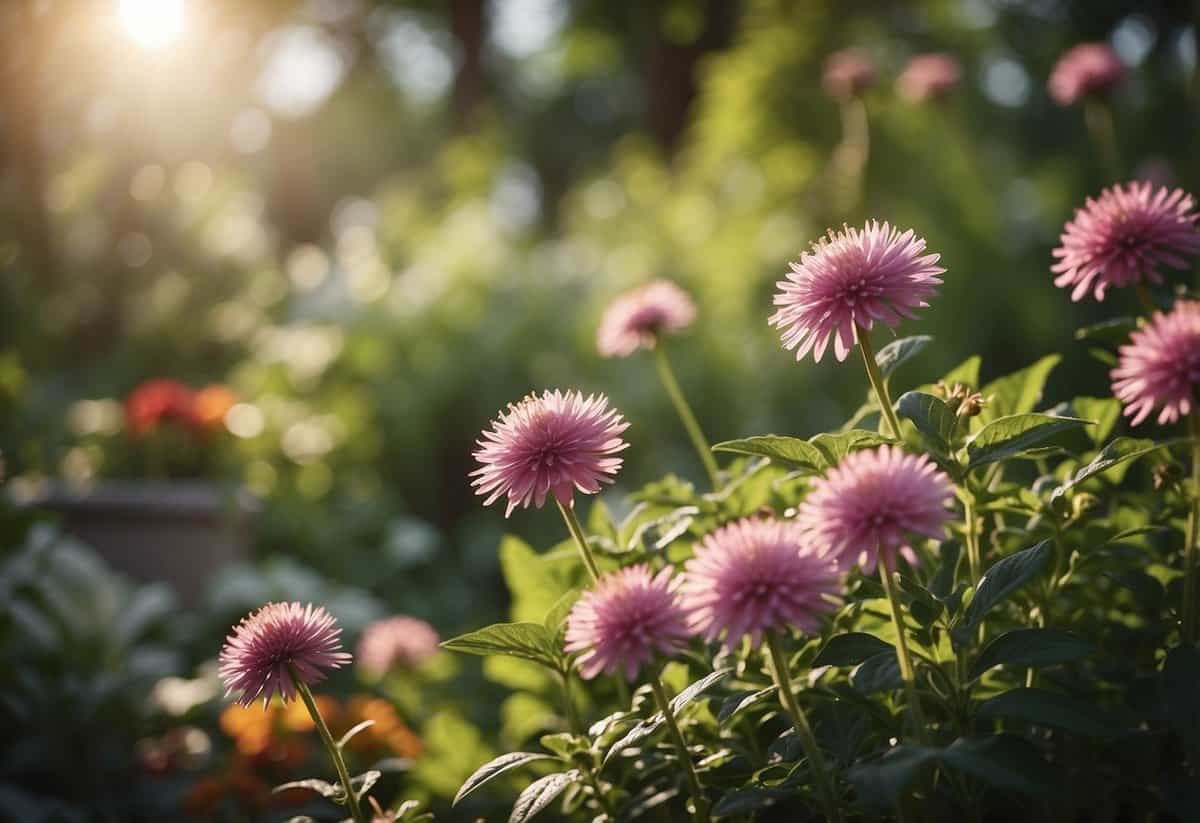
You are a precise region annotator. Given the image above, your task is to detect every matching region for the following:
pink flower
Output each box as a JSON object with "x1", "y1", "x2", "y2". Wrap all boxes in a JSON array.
[
  {"x1": 565, "y1": 564, "x2": 691, "y2": 681},
  {"x1": 219, "y1": 602, "x2": 352, "y2": 708},
  {"x1": 357, "y1": 616, "x2": 440, "y2": 678},
  {"x1": 597, "y1": 280, "x2": 697, "y2": 358},
  {"x1": 770, "y1": 221, "x2": 944, "y2": 362},
  {"x1": 1112, "y1": 301, "x2": 1200, "y2": 425},
  {"x1": 797, "y1": 446, "x2": 954, "y2": 573},
  {"x1": 472, "y1": 390, "x2": 629, "y2": 517},
  {"x1": 1052, "y1": 182, "x2": 1200, "y2": 302},
  {"x1": 823, "y1": 49, "x2": 876, "y2": 101},
  {"x1": 680, "y1": 518, "x2": 841, "y2": 649},
  {"x1": 1048, "y1": 42, "x2": 1126, "y2": 105},
  {"x1": 896, "y1": 53, "x2": 962, "y2": 103}
]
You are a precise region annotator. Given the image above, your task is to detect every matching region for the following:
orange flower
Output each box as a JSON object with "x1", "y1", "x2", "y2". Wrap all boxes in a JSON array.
[{"x1": 192, "y1": 384, "x2": 237, "y2": 432}]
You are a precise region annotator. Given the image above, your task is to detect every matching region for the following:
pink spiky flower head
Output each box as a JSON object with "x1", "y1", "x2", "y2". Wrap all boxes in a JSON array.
[
  {"x1": 1048, "y1": 42, "x2": 1126, "y2": 106},
  {"x1": 565, "y1": 564, "x2": 691, "y2": 681},
  {"x1": 1052, "y1": 182, "x2": 1200, "y2": 302},
  {"x1": 1112, "y1": 301, "x2": 1200, "y2": 426},
  {"x1": 770, "y1": 221, "x2": 944, "y2": 362},
  {"x1": 357, "y1": 615, "x2": 440, "y2": 678},
  {"x1": 797, "y1": 446, "x2": 954, "y2": 573},
  {"x1": 823, "y1": 48, "x2": 876, "y2": 101},
  {"x1": 896, "y1": 53, "x2": 962, "y2": 103},
  {"x1": 680, "y1": 517, "x2": 842, "y2": 650},
  {"x1": 472, "y1": 390, "x2": 629, "y2": 517},
  {"x1": 219, "y1": 602, "x2": 352, "y2": 708},
  {"x1": 597, "y1": 280, "x2": 697, "y2": 358}
]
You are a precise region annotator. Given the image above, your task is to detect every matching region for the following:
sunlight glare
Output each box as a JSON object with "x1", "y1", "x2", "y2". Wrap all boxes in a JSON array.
[{"x1": 118, "y1": 0, "x2": 186, "y2": 50}]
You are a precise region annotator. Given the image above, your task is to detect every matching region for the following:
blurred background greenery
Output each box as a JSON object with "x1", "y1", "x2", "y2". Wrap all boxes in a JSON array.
[{"x1": 1, "y1": 0, "x2": 1198, "y2": 818}]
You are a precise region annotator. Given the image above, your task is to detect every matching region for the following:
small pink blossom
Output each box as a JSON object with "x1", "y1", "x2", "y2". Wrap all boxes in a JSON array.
[
  {"x1": 1048, "y1": 42, "x2": 1126, "y2": 105},
  {"x1": 597, "y1": 280, "x2": 697, "y2": 358},
  {"x1": 1052, "y1": 182, "x2": 1200, "y2": 302},
  {"x1": 357, "y1": 616, "x2": 440, "y2": 678},
  {"x1": 680, "y1": 517, "x2": 841, "y2": 649},
  {"x1": 472, "y1": 390, "x2": 629, "y2": 517},
  {"x1": 823, "y1": 49, "x2": 876, "y2": 101},
  {"x1": 1112, "y1": 301, "x2": 1200, "y2": 426},
  {"x1": 770, "y1": 221, "x2": 944, "y2": 362},
  {"x1": 219, "y1": 602, "x2": 352, "y2": 708},
  {"x1": 565, "y1": 565, "x2": 691, "y2": 681},
  {"x1": 797, "y1": 446, "x2": 954, "y2": 573},
  {"x1": 896, "y1": 53, "x2": 962, "y2": 103}
]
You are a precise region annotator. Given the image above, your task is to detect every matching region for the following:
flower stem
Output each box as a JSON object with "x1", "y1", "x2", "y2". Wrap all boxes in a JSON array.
[
  {"x1": 649, "y1": 673, "x2": 709, "y2": 823},
  {"x1": 1182, "y1": 412, "x2": 1200, "y2": 644},
  {"x1": 963, "y1": 493, "x2": 981, "y2": 585},
  {"x1": 557, "y1": 500, "x2": 601, "y2": 583},
  {"x1": 291, "y1": 669, "x2": 367, "y2": 823},
  {"x1": 879, "y1": 564, "x2": 930, "y2": 744},
  {"x1": 654, "y1": 345, "x2": 720, "y2": 489},
  {"x1": 560, "y1": 670, "x2": 581, "y2": 733},
  {"x1": 858, "y1": 333, "x2": 902, "y2": 440},
  {"x1": 1083, "y1": 100, "x2": 1121, "y2": 180},
  {"x1": 765, "y1": 632, "x2": 842, "y2": 823}
]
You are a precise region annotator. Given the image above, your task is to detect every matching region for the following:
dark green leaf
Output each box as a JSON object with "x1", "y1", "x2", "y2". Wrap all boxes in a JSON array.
[
  {"x1": 975, "y1": 688, "x2": 1125, "y2": 738},
  {"x1": 508, "y1": 771, "x2": 578, "y2": 823},
  {"x1": 851, "y1": 651, "x2": 902, "y2": 694},
  {"x1": 971, "y1": 629, "x2": 1094, "y2": 678},
  {"x1": 442, "y1": 623, "x2": 562, "y2": 670},
  {"x1": 846, "y1": 745, "x2": 939, "y2": 809},
  {"x1": 1163, "y1": 645, "x2": 1200, "y2": 764},
  {"x1": 670, "y1": 668, "x2": 732, "y2": 714},
  {"x1": 1051, "y1": 438, "x2": 1175, "y2": 501},
  {"x1": 1074, "y1": 317, "x2": 1136, "y2": 344},
  {"x1": 711, "y1": 784, "x2": 794, "y2": 817},
  {"x1": 962, "y1": 540, "x2": 1052, "y2": 631},
  {"x1": 605, "y1": 715, "x2": 666, "y2": 764},
  {"x1": 454, "y1": 752, "x2": 557, "y2": 806},
  {"x1": 896, "y1": 391, "x2": 957, "y2": 458},
  {"x1": 875, "y1": 335, "x2": 933, "y2": 379},
  {"x1": 940, "y1": 735, "x2": 1058, "y2": 796},
  {"x1": 716, "y1": 687, "x2": 777, "y2": 724},
  {"x1": 813, "y1": 632, "x2": 894, "y2": 667},
  {"x1": 966, "y1": 415, "x2": 1093, "y2": 470}
]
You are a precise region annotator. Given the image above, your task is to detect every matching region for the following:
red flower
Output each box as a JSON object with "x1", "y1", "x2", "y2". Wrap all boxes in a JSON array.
[{"x1": 125, "y1": 379, "x2": 196, "y2": 436}]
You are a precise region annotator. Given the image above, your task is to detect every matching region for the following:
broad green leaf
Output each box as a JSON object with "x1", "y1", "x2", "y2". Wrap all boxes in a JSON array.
[
  {"x1": 975, "y1": 688, "x2": 1125, "y2": 738},
  {"x1": 809, "y1": 430, "x2": 892, "y2": 466},
  {"x1": 542, "y1": 589, "x2": 580, "y2": 633},
  {"x1": 941, "y1": 355, "x2": 981, "y2": 389},
  {"x1": 539, "y1": 733, "x2": 585, "y2": 760},
  {"x1": 971, "y1": 629, "x2": 1094, "y2": 678},
  {"x1": 851, "y1": 651, "x2": 902, "y2": 694},
  {"x1": 711, "y1": 784, "x2": 794, "y2": 816},
  {"x1": 961, "y1": 540, "x2": 1052, "y2": 631},
  {"x1": 717, "y1": 687, "x2": 777, "y2": 724},
  {"x1": 442, "y1": 622, "x2": 562, "y2": 670},
  {"x1": 813, "y1": 632, "x2": 894, "y2": 667},
  {"x1": 966, "y1": 414, "x2": 1092, "y2": 471},
  {"x1": 940, "y1": 735, "x2": 1058, "y2": 796},
  {"x1": 1051, "y1": 438, "x2": 1175, "y2": 501},
  {"x1": 670, "y1": 668, "x2": 733, "y2": 714},
  {"x1": 712, "y1": 435, "x2": 825, "y2": 470},
  {"x1": 978, "y1": 355, "x2": 1061, "y2": 425},
  {"x1": 508, "y1": 771, "x2": 578, "y2": 823},
  {"x1": 896, "y1": 391, "x2": 957, "y2": 458},
  {"x1": 499, "y1": 536, "x2": 578, "y2": 623},
  {"x1": 1074, "y1": 316, "x2": 1136, "y2": 345},
  {"x1": 454, "y1": 752, "x2": 557, "y2": 806},
  {"x1": 1072, "y1": 397, "x2": 1122, "y2": 445},
  {"x1": 846, "y1": 745, "x2": 939, "y2": 809},
  {"x1": 875, "y1": 335, "x2": 933, "y2": 379}
]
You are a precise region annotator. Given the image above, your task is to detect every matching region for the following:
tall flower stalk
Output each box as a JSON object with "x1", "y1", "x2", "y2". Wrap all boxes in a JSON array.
[
  {"x1": 649, "y1": 673, "x2": 710, "y2": 823},
  {"x1": 858, "y1": 331, "x2": 902, "y2": 439},
  {"x1": 557, "y1": 500, "x2": 601, "y2": 583},
  {"x1": 654, "y1": 345, "x2": 720, "y2": 488},
  {"x1": 879, "y1": 564, "x2": 929, "y2": 743},
  {"x1": 292, "y1": 668, "x2": 367, "y2": 823},
  {"x1": 1182, "y1": 413, "x2": 1200, "y2": 643}
]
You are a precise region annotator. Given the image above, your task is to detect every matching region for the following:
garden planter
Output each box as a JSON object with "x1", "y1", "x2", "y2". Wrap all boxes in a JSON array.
[{"x1": 29, "y1": 482, "x2": 258, "y2": 606}]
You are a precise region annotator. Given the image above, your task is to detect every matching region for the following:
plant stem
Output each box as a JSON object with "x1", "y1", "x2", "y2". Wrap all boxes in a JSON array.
[
  {"x1": 649, "y1": 673, "x2": 709, "y2": 823},
  {"x1": 557, "y1": 500, "x2": 601, "y2": 583},
  {"x1": 1182, "y1": 412, "x2": 1200, "y2": 644},
  {"x1": 963, "y1": 493, "x2": 981, "y2": 585},
  {"x1": 879, "y1": 564, "x2": 930, "y2": 744},
  {"x1": 654, "y1": 345, "x2": 720, "y2": 489},
  {"x1": 1135, "y1": 283, "x2": 1158, "y2": 318},
  {"x1": 765, "y1": 633, "x2": 843, "y2": 823},
  {"x1": 1083, "y1": 100, "x2": 1121, "y2": 180},
  {"x1": 858, "y1": 333, "x2": 902, "y2": 440},
  {"x1": 291, "y1": 670, "x2": 367, "y2": 823},
  {"x1": 560, "y1": 670, "x2": 580, "y2": 733}
]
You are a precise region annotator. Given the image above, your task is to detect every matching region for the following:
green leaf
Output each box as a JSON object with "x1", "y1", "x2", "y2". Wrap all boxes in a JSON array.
[
  {"x1": 896, "y1": 391, "x2": 957, "y2": 458},
  {"x1": 712, "y1": 435, "x2": 825, "y2": 470},
  {"x1": 975, "y1": 688, "x2": 1125, "y2": 738},
  {"x1": 453, "y1": 752, "x2": 557, "y2": 806},
  {"x1": 711, "y1": 784, "x2": 794, "y2": 817},
  {"x1": 875, "y1": 335, "x2": 933, "y2": 379},
  {"x1": 1074, "y1": 316, "x2": 1136, "y2": 345},
  {"x1": 961, "y1": 540, "x2": 1052, "y2": 632},
  {"x1": 809, "y1": 430, "x2": 892, "y2": 466},
  {"x1": 940, "y1": 735, "x2": 1058, "y2": 796},
  {"x1": 851, "y1": 651, "x2": 902, "y2": 694},
  {"x1": 274, "y1": 779, "x2": 343, "y2": 801},
  {"x1": 971, "y1": 629, "x2": 1094, "y2": 678},
  {"x1": 605, "y1": 714, "x2": 665, "y2": 764},
  {"x1": 813, "y1": 633, "x2": 894, "y2": 667},
  {"x1": 978, "y1": 355, "x2": 1061, "y2": 425},
  {"x1": 539, "y1": 733, "x2": 585, "y2": 760},
  {"x1": 670, "y1": 668, "x2": 733, "y2": 714},
  {"x1": 966, "y1": 414, "x2": 1092, "y2": 470},
  {"x1": 337, "y1": 720, "x2": 376, "y2": 749},
  {"x1": 1051, "y1": 438, "x2": 1175, "y2": 502},
  {"x1": 442, "y1": 623, "x2": 562, "y2": 670},
  {"x1": 508, "y1": 771, "x2": 578, "y2": 823},
  {"x1": 716, "y1": 687, "x2": 777, "y2": 724},
  {"x1": 352, "y1": 770, "x2": 381, "y2": 801},
  {"x1": 542, "y1": 589, "x2": 580, "y2": 633},
  {"x1": 846, "y1": 745, "x2": 939, "y2": 809},
  {"x1": 941, "y1": 355, "x2": 981, "y2": 389},
  {"x1": 1072, "y1": 397, "x2": 1122, "y2": 445}
]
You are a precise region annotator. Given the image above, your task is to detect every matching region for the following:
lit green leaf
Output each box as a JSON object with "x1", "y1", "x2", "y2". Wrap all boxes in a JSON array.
[
  {"x1": 1051, "y1": 438, "x2": 1176, "y2": 501},
  {"x1": 507, "y1": 771, "x2": 579, "y2": 823},
  {"x1": 978, "y1": 355, "x2": 1061, "y2": 425},
  {"x1": 875, "y1": 335, "x2": 933, "y2": 379},
  {"x1": 442, "y1": 622, "x2": 563, "y2": 671},
  {"x1": 966, "y1": 414, "x2": 1092, "y2": 470},
  {"x1": 453, "y1": 752, "x2": 556, "y2": 806}
]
